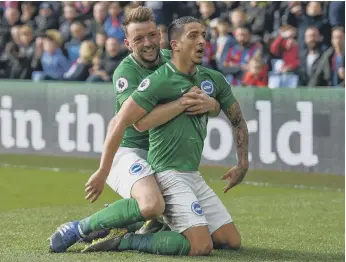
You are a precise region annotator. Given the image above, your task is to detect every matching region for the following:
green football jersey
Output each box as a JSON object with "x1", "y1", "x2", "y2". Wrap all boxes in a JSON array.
[
  {"x1": 132, "y1": 61, "x2": 236, "y2": 172},
  {"x1": 113, "y1": 49, "x2": 171, "y2": 150}
]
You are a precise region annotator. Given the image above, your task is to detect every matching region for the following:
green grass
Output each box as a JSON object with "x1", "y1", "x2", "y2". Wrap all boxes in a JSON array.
[{"x1": 0, "y1": 155, "x2": 344, "y2": 262}]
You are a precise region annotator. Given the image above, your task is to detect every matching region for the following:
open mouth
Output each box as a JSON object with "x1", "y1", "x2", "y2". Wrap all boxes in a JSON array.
[{"x1": 196, "y1": 48, "x2": 204, "y2": 57}]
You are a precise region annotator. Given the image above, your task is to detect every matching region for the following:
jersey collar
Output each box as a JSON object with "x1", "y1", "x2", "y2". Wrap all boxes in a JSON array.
[{"x1": 166, "y1": 60, "x2": 199, "y2": 78}]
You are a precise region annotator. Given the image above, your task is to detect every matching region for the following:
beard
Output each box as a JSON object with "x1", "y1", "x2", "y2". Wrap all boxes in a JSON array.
[{"x1": 137, "y1": 45, "x2": 160, "y2": 64}]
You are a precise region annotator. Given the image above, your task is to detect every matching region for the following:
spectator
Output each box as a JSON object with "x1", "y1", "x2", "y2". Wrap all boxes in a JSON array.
[
  {"x1": 34, "y1": 3, "x2": 59, "y2": 35},
  {"x1": 63, "y1": 40, "x2": 96, "y2": 81},
  {"x1": 74, "y1": 1, "x2": 94, "y2": 22},
  {"x1": 87, "y1": 37, "x2": 127, "y2": 82},
  {"x1": 241, "y1": 2, "x2": 272, "y2": 42},
  {"x1": 95, "y1": 29, "x2": 107, "y2": 57},
  {"x1": 242, "y1": 56, "x2": 268, "y2": 87},
  {"x1": 270, "y1": 25, "x2": 300, "y2": 73},
  {"x1": 20, "y1": 2, "x2": 37, "y2": 28},
  {"x1": 287, "y1": 2, "x2": 331, "y2": 53},
  {"x1": 198, "y1": 1, "x2": 219, "y2": 27},
  {"x1": 1, "y1": 25, "x2": 21, "y2": 76},
  {"x1": 0, "y1": 7, "x2": 20, "y2": 55},
  {"x1": 59, "y1": 4, "x2": 78, "y2": 43},
  {"x1": 88, "y1": 2, "x2": 108, "y2": 40},
  {"x1": 8, "y1": 25, "x2": 35, "y2": 79},
  {"x1": 328, "y1": 1, "x2": 345, "y2": 27},
  {"x1": 214, "y1": 16, "x2": 235, "y2": 70},
  {"x1": 104, "y1": 2, "x2": 125, "y2": 44},
  {"x1": 221, "y1": 25, "x2": 262, "y2": 86},
  {"x1": 32, "y1": 29, "x2": 70, "y2": 81},
  {"x1": 299, "y1": 26, "x2": 327, "y2": 86},
  {"x1": 217, "y1": 1, "x2": 240, "y2": 19},
  {"x1": 159, "y1": 25, "x2": 169, "y2": 49},
  {"x1": 144, "y1": 2, "x2": 180, "y2": 28},
  {"x1": 30, "y1": 36, "x2": 44, "y2": 73},
  {"x1": 229, "y1": 8, "x2": 247, "y2": 31},
  {"x1": 309, "y1": 27, "x2": 345, "y2": 87},
  {"x1": 89, "y1": 55, "x2": 101, "y2": 76},
  {"x1": 65, "y1": 21, "x2": 90, "y2": 62}
]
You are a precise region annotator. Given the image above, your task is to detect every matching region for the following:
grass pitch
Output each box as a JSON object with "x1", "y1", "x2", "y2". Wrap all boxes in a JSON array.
[{"x1": 0, "y1": 155, "x2": 344, "y2": 262}]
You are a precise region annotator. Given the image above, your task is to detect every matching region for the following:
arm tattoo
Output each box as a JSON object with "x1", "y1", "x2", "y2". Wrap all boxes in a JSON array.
[{"x1": 226, "y1": 101, "x2": 249, "y2": 179}]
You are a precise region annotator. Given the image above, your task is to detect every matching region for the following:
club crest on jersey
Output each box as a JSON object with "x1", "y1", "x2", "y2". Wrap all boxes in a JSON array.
[
  {"x1": 116, "y1": 77, "x2": 128, "y2": 93},
  {"x1": 129, "y1": 163, "x2": 144, "y2": 175},
  {"x1": 138, "y1": 78, "x2": 150, "y2": 91},
  {"x1": 191, "y1": 201, "x2": 204, "y2": 216},
  {"x1": 201, "y1": 80, "x2": 214, "y2": 95}
]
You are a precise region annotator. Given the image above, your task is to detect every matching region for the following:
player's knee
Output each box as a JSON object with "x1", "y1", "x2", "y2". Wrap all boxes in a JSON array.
[
  {"x1": 189, "y1": 238, "x2": 213, "y2": 256},
  {"x1": 137, "y1": 194, "x2": 165, "y2": 219}
]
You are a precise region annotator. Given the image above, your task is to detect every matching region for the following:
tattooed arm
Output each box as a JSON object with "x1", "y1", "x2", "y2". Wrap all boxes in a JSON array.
[{"x1": 221, "y1": 100, "x2": 249, "y2": 193}]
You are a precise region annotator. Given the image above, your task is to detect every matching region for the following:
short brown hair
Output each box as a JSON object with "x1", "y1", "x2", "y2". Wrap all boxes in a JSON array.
[{"x1": 122, "y1": 6, "x2": 155, "y2": 35}]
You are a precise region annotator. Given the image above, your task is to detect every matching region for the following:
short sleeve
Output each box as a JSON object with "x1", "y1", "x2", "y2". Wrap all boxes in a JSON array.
[
  {"x1": 113, "y1": 67, "x2": 140, "y2": 106},
  {"x1": 131, "y1": 73, "x2": 164, "y2": 113},
  {"x1": 215, "y1": 73, "x2": 236, "y2": 113}
]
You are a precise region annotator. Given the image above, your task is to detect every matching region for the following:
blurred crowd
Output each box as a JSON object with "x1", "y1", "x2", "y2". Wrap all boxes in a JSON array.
[{"x1": 0, "y1": 1, "x2": 344, "y2": 88}]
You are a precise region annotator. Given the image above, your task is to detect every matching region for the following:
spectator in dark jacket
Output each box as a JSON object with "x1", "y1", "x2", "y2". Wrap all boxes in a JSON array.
[
  {"x1": 309, "y1": 27, "x2": 345, "y2": 87},
  {"x1": 0, "y1": 7, "x2": 20, "y2": 55},
  {"x1": 8, "y1": 25, "x2": 35, "y2": 79},
  {"x1": 20, "y1": 2, "x2": 37, "y2": 28},
  {"x1": 59, "y1": 4, "x2": 78, "y2": 43},
  {"x1": 288, "y1": 2, "x2": 331, "y2": 53},
  {"x1": 63, "y1": 40, "x2": 96, "y2": 81},
  {"x1": 87, "y1": 37, "x2": 127, "y2": 82},
  {"x1": 328, "y1": 1, "x2": 345, "y2": 27},
  {"x1": 299, "y1": 26, "x2": 327, "y2": 86},
  {"x1": 87, "y1": 2, "x2": 108, "y2": 40},
  {"x1": 34, "y1": 3, "x2": 59, "y2": 35}
]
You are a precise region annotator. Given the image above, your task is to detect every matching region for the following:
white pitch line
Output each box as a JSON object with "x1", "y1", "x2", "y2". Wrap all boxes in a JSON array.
[{"x1": 1, "y1": 163, "x2": 344, "y2": 193}]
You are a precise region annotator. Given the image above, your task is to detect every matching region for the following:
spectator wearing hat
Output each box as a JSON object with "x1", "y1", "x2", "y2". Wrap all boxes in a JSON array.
[
  {"x1": 221, "y1": 25, "x2": 262, "y2": 86},
  {"x1": 63, "y1": 40, "x2": 96, "y2": 81},
  {"x1": 309, "y1": 27, "x2": 345, "y2": 87},
  {"x1": 65, "y1": 21, "x2": 90, "y2": 63},
  {"x1": 34, "y1": 3, "x2": 59, "y2": 35},
  {"x1": 59, "y1": 4, "x2": 78, "y2": 43},
  {"x1": 32, "y1": 30, "x2": 70, "y2": 81}
]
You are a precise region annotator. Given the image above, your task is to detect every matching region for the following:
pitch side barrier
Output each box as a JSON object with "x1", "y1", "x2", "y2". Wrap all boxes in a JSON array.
[{"x1": 0, "y1": 81, "x2": 344, "y2": 175}]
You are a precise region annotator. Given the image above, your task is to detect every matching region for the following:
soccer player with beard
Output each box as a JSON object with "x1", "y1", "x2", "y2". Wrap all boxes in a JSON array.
[
  {"x1": 49, "y1": 7, "x2": 220, "y2": 255},
  {"x1": 80, "y1": 17, "x2": 248, "y2": 255}
]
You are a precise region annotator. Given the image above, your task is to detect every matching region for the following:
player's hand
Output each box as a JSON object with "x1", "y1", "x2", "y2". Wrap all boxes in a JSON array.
[
  {"x1": 85, "y1": 169, "x2": 108, "y2": 203},
  {"x1": 221, "y1": 164, "x2": 248, "y2": 193},
  {"x1": 181, "y1": 89, "x2": 217, "y2": 115}
]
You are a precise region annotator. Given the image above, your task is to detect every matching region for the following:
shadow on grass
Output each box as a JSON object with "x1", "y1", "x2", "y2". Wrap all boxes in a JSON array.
[{"x1": 213, "y1": 247, "x2": 345, "y2": 262}]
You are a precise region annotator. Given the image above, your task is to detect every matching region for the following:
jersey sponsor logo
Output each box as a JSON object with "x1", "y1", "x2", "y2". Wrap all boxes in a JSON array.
[
  {"x1": 116, "y1": 77, "x2": 128, "y2": 93},
  {"x1": 129, "y1": 163, "x2": 144, "y2": 175},
  {"x1": 138, "y1": 79, "x2": 150, "y2": 91},
  {"x1": 201, "y1": 80, "x2": 214, "y2": 95},
  {"x1": 191, "y1": 201, "x2": 204, "y2": 216}
]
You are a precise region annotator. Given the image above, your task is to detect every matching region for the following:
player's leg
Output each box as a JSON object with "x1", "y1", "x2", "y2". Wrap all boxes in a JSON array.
[
  {"x1": 156, "y1": 170, "x2": 213, "y2": 256},
  {"x1": 49, "y1": 148, "x2": 163, "y2": 252},
  {"x1": 194, "y1": 172, "x2": 241, "y2": 250},
  {"x1": 82, "y1": 170, "x2": 212, "y2": 256}
]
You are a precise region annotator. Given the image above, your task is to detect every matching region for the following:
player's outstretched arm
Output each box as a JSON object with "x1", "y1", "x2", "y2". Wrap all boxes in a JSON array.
[
  {"x1": 221, "y1": 101, "x2": 249, "y2": 193},
  {"x1": 85, "y1": 97, "x2": 147, "y2": 202}
]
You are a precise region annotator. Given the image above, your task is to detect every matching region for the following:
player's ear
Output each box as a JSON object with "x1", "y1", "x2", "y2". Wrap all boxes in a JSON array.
[
  {"x1": 124, "y1": 38, "x2": 132, "y2": 52},
  {"x1": 170, "y1": 40, "x2": 179, "y2": 51}
]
